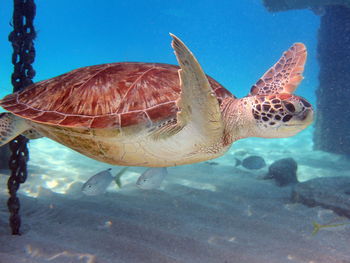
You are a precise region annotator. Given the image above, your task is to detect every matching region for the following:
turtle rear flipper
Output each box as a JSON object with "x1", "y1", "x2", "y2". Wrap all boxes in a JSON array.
[
  {"x1": 0, "y1": 113, "x2": 30, "y2": 146},
  {"x1": 168, "y1": 34, "x2": 224, "y2": 143},
  {"x1": 249, "y1": 43, "x2": 307, "y2": 96}
]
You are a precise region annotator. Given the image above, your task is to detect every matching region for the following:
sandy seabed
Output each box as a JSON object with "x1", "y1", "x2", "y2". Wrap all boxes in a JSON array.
[{"x1": 0, "y1": 127, "x2": 349, "y2": 263}]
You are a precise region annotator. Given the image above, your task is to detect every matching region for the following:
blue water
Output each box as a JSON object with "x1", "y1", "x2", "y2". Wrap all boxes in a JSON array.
[
  {"x1": 1, "y1": 2, "x2": 350, "y2": 262},
  {"x1": 0, "y1": 0, "x2": 319, "y2": 102}
]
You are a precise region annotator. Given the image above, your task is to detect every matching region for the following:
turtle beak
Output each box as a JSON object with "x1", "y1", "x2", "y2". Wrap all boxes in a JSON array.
[
  {"x1": 272, "y1": 107, "x2": 313, "y2": 138},
  {"x1": 296, "y1": 107, "x2": 313, "y2": 126}
]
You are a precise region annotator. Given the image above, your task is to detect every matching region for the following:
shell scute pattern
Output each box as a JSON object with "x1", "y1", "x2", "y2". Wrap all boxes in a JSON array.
[{"x1": 0, "y1": 63, "x2": 232, "y2": 129}]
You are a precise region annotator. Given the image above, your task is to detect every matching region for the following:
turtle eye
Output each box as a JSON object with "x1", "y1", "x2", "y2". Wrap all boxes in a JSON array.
[
  {"x1": 300, "y1": 98, "x2": 311, "y2": 108},
  {"x1": 282, "y1": 101, "x2": 296, "y2": 113}
]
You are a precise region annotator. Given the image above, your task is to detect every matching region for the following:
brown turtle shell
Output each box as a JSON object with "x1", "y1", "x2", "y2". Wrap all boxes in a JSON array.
[{"x1": 0, "y1": 62, "x2": 233, "y2": 129}]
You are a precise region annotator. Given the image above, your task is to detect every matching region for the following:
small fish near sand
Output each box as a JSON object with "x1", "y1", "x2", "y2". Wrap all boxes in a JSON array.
[
  {"x1": 82, "y1": 167, "x2": 128, "y2": 196},
  {"x1": 312, "y1": 221, "x2": 350, "y2": 236},
  {"x1": 235, "y1": 155, "x2": 266, "y2": 170},
  {"x1": 136, "y1": 167, "x2": 167, "y2": 190}
]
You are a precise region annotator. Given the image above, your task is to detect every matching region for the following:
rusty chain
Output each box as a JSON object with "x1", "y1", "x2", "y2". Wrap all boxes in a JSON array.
[{"x1": 7, "y1": 0, "x2": 36, "y2": 235}]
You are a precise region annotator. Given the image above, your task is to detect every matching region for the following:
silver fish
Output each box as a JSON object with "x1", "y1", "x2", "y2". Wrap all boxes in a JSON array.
[
  {"x1": 235, "y1": 155, "x2": 266, "y2": 170},
  {"x1": 82, "y1": 167, "x2": 128, "y2": 196},
  {"x1": 136, "y1": 167, "x2": 167, "y2": 190}
]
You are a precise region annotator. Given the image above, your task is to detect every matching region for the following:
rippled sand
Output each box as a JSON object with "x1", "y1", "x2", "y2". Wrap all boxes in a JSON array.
[{"x1": 0, "y1": 127, "x2": 349, "y2": 263}]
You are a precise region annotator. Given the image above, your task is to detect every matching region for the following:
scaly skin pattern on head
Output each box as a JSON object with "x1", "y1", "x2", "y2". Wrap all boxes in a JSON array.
[
  {"x1": 221, "y1": 93, "x2": 313, "y2": 145},
  {"x1": 251, "y1": 94, "x2": 312, "y2": 129},
  {"x1": 221, "y1": 42, "x2": 313, "y2": 146}
]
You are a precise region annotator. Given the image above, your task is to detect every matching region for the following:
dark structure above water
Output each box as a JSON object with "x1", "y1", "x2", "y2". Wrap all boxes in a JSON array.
[
  {"x1": 263, "y1": 0, "x2": 350, "y2": 12},
  {"x1": 263, "y1": 0, "x2": 350, "y2": 156},
  {"x1": 314, "y1": 6, "x2": 350, "y2": 155}
]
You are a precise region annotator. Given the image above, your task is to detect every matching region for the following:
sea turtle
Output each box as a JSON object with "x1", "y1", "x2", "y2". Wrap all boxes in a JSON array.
[{"x1": 0, "y1": 34, "x2": 313, "y2": 167}]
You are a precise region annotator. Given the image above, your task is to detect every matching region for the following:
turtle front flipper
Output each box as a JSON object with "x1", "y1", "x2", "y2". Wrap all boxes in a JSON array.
[
  {"x1": 0, "y1": 113, "x2": 31, "y2": 146},
  {"x1": 250, "y1": 43, "x2": 307, "y2": 96},
  {"x1": 169, "y1": 34, "x2": 224, "y2": 142}
]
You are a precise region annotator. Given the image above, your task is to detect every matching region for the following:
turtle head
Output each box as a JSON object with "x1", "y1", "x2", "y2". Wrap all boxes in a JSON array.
[{"x1": 249, "y1": 94, "x2": 313, "y2": 138}]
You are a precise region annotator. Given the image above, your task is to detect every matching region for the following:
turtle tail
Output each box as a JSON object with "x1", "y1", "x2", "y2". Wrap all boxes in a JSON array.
[{"x1": 0, "y1": 112, "x2": 30, "y2": 147}]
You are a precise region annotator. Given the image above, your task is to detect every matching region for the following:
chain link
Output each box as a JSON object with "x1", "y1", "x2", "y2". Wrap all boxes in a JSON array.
[{"x1": 7, "y1": 0, "x2": 36, "y2": 235}]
